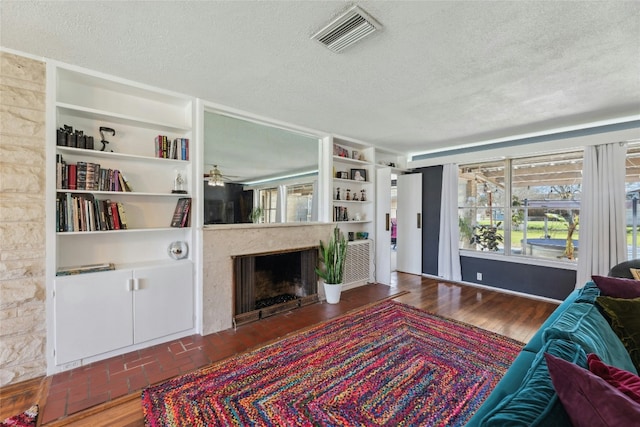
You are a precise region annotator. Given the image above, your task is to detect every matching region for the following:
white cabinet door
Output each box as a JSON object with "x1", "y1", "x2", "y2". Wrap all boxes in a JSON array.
[
  {"x1": 133, "y1": 262, "x2": 194, "y2": 343},
  {"x1": 54, "y1": 270, "x2": 134, "y2": 365},
  {"x1": 375, "y1": 167, "x2": 392, "y2": 285},
  {"x1": 397, "y1": 174, "x2": 423, "y2": 275}
]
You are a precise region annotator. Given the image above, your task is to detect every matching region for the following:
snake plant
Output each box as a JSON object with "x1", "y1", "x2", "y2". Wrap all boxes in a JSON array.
[{"x1": 316, "y1": 226, "x2": 348, "y2": 284}]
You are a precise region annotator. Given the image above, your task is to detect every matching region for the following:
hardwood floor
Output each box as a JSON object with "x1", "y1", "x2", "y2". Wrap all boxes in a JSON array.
[{"x1": 0, "y1": 273, "x2": 560, "y2": 426}]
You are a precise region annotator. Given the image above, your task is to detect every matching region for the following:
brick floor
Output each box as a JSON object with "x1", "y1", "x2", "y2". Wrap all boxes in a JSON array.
[{"x1": 40, "y1": 283, "x2": 398, "y2": 424}]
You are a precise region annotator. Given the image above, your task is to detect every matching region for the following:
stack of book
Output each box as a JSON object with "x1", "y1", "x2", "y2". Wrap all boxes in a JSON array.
[
  {"x1": 155, "y1": 135, "x2": 189, "y2": 160},
  {"x1": 57, "y1": 194, "x2": 128, "y2": 232}
]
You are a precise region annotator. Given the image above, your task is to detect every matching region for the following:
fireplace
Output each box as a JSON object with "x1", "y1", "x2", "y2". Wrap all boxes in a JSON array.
[{"x1": 233, "y1": 247, "x2": 319, "y2": 326}]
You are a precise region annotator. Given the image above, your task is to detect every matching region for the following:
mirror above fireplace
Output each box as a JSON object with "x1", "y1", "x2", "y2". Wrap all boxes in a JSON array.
[{"x1": 203, "y1": 111, "x2": 320, "y2": 224}]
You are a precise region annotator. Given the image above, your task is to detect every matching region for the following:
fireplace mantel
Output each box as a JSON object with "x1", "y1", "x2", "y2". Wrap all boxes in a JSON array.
[{"x1": 202, "y1": 223, "x2": 334, "y2": 335}]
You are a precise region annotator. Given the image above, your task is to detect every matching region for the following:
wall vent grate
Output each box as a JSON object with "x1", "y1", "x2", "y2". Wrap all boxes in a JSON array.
[
  {"x1": 311, "y1": 6, "x2": 382, "y2": 53},
  {"x1": 343, "y1": 240, "x2": 370, "y2": 285}
]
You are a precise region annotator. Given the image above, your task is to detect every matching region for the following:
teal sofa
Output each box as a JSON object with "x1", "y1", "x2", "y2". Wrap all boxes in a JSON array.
[{"x1": 466, "y1": 281, "x2": 638, "y2": 426}]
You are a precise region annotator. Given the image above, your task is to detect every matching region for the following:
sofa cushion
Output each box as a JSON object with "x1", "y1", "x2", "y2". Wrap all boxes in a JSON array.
[
  {"x1": 542, "y1": 302, "x2": 637, "y2": 374},
  {"x1": 592, "y1": 275, "x2": 640, "y2": 298},
  {"x1": 588, "y1": 353, "x2": 640, "y2": 404},
  {"x1": 465, "y1": 350, "x2": 537, "y2": 426},
  {"x1": 479, "y1": 339, "x2": 585, "y2": 426},
  {"x1": 574, "y1": 280, "x2": 601, "y2": 304},
  {"x1": 523, "y1": 289, "x2": 580, "y2": 353},
  {"x1": 595, "y1": 296, "x2": 640, "y2": 372},
  {"x1": 546, "y1": 352, "x2": 640, "y2": 426}
]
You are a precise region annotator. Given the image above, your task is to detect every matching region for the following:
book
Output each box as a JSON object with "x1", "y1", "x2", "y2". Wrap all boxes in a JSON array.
[
  {"x1": 171, "y1": 198, "x2": 191, "y2": 227},
  {"x1": 68, "y1": 164, "x2": 77, "y2": 190},
  {"x1": 180, "y1": 198, "x2": 192, "y2": 227},
  {"x1": 116, "y1": 202, "x2": 128, "y2": 229},
  {"x1": 56, "y1": 262, "x2": 116, "y2": 276}
]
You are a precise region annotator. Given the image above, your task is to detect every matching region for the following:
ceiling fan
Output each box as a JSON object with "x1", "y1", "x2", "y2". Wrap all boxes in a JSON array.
[{"x1": 204, "y1": 165, "x2": 238, "y2": 187}]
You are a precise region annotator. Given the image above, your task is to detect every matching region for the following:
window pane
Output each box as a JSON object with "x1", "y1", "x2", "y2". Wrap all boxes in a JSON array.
[
  {"x1": 459, "y1": 161, "x2": 506, "y2": 208},
  {"x1": 512, "y1": 151, "x2": 582, "y2": 261},
  {"x1": 287, "y1": 183, "x2": 314, "y2": 222},
  {"x1": 458, "y1": 162, "x2": 505, "y2": 253}
]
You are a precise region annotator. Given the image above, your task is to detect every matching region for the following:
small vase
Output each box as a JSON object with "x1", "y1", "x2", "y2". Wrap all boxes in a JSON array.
[{"x1": 323, "y1": 281, "x2": 342, "y2": 304}]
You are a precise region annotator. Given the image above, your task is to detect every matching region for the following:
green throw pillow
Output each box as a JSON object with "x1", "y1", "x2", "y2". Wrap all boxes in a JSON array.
[{"x1": 596, "y1": 296, "x2": 640, "y2": 372}]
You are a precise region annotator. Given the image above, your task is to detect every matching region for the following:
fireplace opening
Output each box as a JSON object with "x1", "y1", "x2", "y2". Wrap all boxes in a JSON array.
[{"x1": 233, "y1": 247, "x2": 318, "y2": 325}]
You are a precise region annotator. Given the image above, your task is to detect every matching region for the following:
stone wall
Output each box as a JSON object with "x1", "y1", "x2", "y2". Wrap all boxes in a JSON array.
[{"x1": 0, "y1": 52, "x2": 47, "y2": 386}]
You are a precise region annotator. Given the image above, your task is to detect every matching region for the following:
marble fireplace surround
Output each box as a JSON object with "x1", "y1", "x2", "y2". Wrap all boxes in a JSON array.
[{"x1": 202, "y1": 223, "x2": 334, "y2": 335}]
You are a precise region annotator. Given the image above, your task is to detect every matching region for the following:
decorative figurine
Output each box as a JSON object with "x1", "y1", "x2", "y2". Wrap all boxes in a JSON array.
[
  {"x1": 361, "y1": 189, "x2": 366, "y2": 201},
  {"x1": 346, "y1": 189, "x2": 351, "y2": 201},
  {"x1": 336, "y1": 187, "x2": 340, "y2": 200},
  {"x1": 99, "y1": 126, "x2": 115, "y2": 152},
  {"x1": 172, "y1": 170, "x2": 187, "y2": 194}
]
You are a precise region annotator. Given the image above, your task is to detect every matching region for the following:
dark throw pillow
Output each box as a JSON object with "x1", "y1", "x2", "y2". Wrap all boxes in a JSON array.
[
  {"x1": 595, "y1": 296, "x2": 640, "y2": 372},
  {"x1": 592, "y1": 275, "x2": 640, "y2": 298},
  {"x1": 545, "y1": 353, "x2": 640, "y2": 426},
  {"x1": 588, "y1": 353, "x2": 640, "y2": 404}
]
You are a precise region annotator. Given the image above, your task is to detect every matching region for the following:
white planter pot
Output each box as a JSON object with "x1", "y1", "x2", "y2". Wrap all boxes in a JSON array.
[{"x1": 323, "y1": 281, "x2": 342, "y2": 304}]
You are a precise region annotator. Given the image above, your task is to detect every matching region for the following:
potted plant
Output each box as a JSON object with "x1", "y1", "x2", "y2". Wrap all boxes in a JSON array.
[
  {"x1": 315, "y1": 226, "x2": 348, "y2": 304},
  {"x1": 470, "y1": 222, "x2": 504, "y2": 251}
]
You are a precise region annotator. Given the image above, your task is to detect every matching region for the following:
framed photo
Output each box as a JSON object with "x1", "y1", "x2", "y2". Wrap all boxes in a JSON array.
[
  {"x1": 336, "y1": 171, "x2": 349, "y2": 179},
  {"x1": 352, "y1": 150, "x2": 360, "y2": 160},
  {"x1": 350, "y1": 168, "x2": 367, "y2": 182}
]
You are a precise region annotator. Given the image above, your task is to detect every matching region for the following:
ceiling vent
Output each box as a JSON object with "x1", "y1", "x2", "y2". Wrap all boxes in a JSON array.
[{"x1": 311, "y1": 5, "x2": 382, "y2": 53}]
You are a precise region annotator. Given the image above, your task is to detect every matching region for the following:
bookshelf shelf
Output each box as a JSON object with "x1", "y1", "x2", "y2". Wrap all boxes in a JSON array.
[
  {"x1": 56, "y1": 226, "x2": 191, "y2": 236},
  {"x1": 56, "y1": 146, "x2": 190, "y2": 164},
  {"x1": 56, "y1": 190, "x2": 189, "y2": 197},
  {"x1": 57, "y1": 102, "x2": 191, "y2": 132}
]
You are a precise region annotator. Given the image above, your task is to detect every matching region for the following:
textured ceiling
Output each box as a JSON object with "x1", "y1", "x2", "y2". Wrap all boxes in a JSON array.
[{"x1": 2, "y1": 1, "x2": 639, "y2": 157}]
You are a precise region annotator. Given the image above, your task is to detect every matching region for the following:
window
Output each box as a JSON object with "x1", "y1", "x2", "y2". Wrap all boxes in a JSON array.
[
  {"x1": 257, "y1": 182, "x2": 316, "y2": 223},
  {"x1": 626, "y1": 143, "x2": 640, "y2": 259},
  {"x1": 459, "y1": 151, "x2": 583, "y2": 262},
  {"x1": 259, "y1": 188, "x2": 278, "y2": 223},
  {"x1": 286, "y1": 183, "x2": 314, "y2": 222}
]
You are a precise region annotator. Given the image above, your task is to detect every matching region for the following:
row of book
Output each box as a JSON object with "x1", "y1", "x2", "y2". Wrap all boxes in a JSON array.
[
  {"x1": 155, "y1": 136, "x2": 189, "y2": 160},
  {"x1": 56, "y1": 155, "x2": 132, "y2": 192},
  {"x1": 333, "y1": 206, "x2": 351, "y2": 222},
  {"x1": 170, "y1": 197, "x2": 192, "y2": 228},
  {"x1": 57, "y1": 193, "x2": 128, "y2": 232}
]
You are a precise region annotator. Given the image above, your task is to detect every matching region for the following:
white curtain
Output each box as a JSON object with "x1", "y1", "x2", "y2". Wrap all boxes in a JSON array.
[
  {"x1": 275, "y1": 185, "x2": 287, "y2": 223},
  {"x1": 576, "y1": 142, "x2": 628, "y2": 287},
  {"x1": 438, "y1": 163, "x2": 462, "y2": 281}
]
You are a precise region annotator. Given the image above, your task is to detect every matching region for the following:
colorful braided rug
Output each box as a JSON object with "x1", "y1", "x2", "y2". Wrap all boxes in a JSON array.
[{"x1": 141, "y1": 300, "x2": 522, "y2": 426}]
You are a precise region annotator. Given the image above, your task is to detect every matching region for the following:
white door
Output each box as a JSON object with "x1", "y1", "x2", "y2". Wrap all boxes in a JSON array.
[
  {"x1": 376, "y1": 167, "x2": 392, "y2": 285},
  {"x1": 397, "y1": 173, "x2": 422, "y2": 275},
  {"x1": 133, "y1": 262, "x2": 194, "y2": 343},
  {"x1": 54, "y1": 270, "x2": 134, "y2": 364}
]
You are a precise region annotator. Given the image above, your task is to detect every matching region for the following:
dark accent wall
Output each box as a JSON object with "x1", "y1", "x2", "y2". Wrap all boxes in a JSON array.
[
  {"x1": 460, "y1": 256, "x2": 576, "y2": 300},
  {"x1": 416, "y1": 166, "x2": 577, "y2": 300},
  {"x1": 415, "y1": 166, "x2": 442, "y2": 276}
]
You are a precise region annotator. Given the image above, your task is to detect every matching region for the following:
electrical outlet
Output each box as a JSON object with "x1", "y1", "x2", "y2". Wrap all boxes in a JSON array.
[
  {"x1": 62, "y1": 360, "x2": 81, "y2": 371},
  {"x1": 476, "y1": 272, "x2": 483, "y2": 281}
]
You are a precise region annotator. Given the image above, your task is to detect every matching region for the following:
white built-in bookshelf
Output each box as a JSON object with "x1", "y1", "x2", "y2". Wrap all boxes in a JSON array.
[{"x1": 47, "y1": 64, "x2": 196, "y2": 373}]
